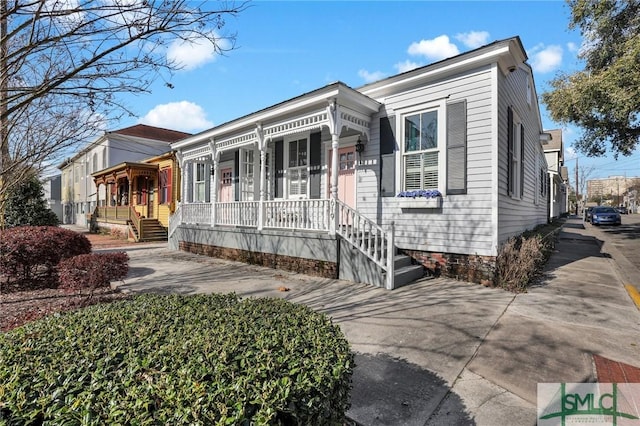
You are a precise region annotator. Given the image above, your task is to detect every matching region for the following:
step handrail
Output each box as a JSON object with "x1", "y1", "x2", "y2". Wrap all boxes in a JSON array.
[
  {"x1": 168, "y1": 204, "x2": 181, "y2": 239},
  {"x1": 129, "y1": 206, "x2": 142, "y2": 241},
  {"x1": 335, "y1": 200, "x2": 395, "y2": 289}
]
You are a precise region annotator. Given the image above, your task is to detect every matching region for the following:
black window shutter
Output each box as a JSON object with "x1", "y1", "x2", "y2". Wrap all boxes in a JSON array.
[
  {"x1": 274, "y1": 140, "x2": 283, "y2": 198},
  {"x1": 520, "y1": 124, "x2": 525, "y2": 198},
  {"x1": 186, "y1": 164, "x2": 193, "y2": 203},
  {"x1": 446, "y1": 100, "x2": 467, "y2": 195},
  {"x1": 309, "y1": 132, "x2": 322, "y2": 199},
  {"x1": 379, "y1": 116, "x2": 396, "y2": 197},
  {"x1": 234, "y1": 151, "x2": 239, "y2": 202},
  {"x1": 205, "y1": 164, "x2": 211, "y2": 202},
  {"x1": 507, "y1": 106, "x2": 513, "y2": 196}
]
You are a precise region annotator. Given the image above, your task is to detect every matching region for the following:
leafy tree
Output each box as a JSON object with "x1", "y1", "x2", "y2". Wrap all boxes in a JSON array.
[
  {"x1": 0, "y1": 0, "x2": 247, "y2": 215},
  {"x1": 542, "y1": 0, "x2": 640, "y2": 157},
  {"x1": 3, "y1": 173, "x2": 59, "y2": 227}
]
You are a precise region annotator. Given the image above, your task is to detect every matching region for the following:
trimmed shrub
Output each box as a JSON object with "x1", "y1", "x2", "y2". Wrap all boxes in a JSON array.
[
  {"x1": 0, "y1": 294, "x2": 354, "y2": 424},
  {"x1": 0, "y1": 226, "x2": 91, "y2": 286},
  {"x1": 58, "y1": 252, "x2": 129, "y2": 293}
]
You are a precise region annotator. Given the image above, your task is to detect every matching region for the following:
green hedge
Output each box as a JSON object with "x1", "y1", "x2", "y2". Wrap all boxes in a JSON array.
[{"x1": 0, "y1": 294, "x2": 354, "y2": 425}]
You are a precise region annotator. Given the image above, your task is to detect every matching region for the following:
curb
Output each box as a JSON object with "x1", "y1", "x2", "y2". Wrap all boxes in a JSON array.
[{"x1": 624, "y1": 284, "x2": 640, "y2": 311}]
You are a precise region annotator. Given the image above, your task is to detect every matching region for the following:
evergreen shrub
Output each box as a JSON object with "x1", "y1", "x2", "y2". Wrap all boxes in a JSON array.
[
  {"x1": 0, "y1": 226, "x2": 91, "y2": 285},
  {"x1": 0, "y1": 294, "x2": 354, "y2": 425},
  {"x1": 58, "y1": 252, "x2": 129, "y2": 293}
]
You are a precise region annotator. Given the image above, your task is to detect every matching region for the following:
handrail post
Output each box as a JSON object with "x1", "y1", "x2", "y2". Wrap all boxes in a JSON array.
[{"x1": 386, "y1": 221, "x2": 395, "y2": 290}]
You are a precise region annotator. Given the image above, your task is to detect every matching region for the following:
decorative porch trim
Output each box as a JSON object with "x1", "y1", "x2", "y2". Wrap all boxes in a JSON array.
[{"x1": 263, "y1": 110, "x2": 328, "y2": 140}]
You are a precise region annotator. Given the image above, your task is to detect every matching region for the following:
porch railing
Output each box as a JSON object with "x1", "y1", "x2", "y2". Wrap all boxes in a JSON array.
[
  {"x1": 129, "y1": 206, "x2": 142, "y2": 241},
  {"x1": 263, "y1": 199, "x2": 330, "y2": 231},
  {"x1": 168, "y1": 203, "x2": 181, "y2": 239},
  {"x1": 217, "y1": 201, "x2": 259, "y2": 227},
  {"x1": 336, "y1": 200, "x2": 395, "y2": 290},
  {"x1": 170, "y1": 198, "x2": 395, "y2": 288},
  {"x1": 95, "y1": 206, "x2": 131, "y2": 222},
  {"x1": 181, "y1": 203, "x2": 212, "y2": 225}
]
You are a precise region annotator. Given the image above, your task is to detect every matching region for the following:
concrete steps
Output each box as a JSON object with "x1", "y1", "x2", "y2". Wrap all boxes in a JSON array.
[{"x1": 389, "y1": 253, "x2": 425, "y2": 289}]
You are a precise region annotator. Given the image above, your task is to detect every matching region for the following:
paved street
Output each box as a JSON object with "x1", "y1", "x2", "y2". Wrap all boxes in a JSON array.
[
  {"x1": 90, "y1": 217, "x2": 640, "y2": 425},
  {"x1": 587, "y1": 213, "x2": 640, "y2": 284}
]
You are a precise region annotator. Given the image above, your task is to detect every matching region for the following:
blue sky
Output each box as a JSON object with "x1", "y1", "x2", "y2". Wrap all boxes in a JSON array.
[{"x1": 120, "y1": 0, "x2": 639, "y2": 182}]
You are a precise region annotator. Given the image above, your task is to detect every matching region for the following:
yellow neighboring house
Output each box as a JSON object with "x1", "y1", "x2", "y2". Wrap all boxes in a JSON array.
[{"x1": 90, "y1": 151, "x2": 180, "y2": 242}]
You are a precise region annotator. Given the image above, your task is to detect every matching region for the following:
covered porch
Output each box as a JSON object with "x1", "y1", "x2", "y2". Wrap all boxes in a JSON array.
[
  {"x1": 91, "y1": 162, "x2": 167, "y2": 241},
  {"x1": 169, "y1": 82, "x2": 414, "y2": 289}
]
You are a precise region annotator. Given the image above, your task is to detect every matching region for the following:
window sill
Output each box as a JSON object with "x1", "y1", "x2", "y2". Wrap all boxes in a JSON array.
[{"x1": 396, "y1": 197, "x2": 443, "y2": 209}]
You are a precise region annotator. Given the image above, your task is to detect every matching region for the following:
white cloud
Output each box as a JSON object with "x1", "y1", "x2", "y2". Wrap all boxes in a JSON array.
[
  {"x1": 530, "y1": 44, "x2": 563, "y2": 73},
  {"x1": 394, "y1": 60, "x2": 421, "y2": 73},
  {"x1": 566, "y1": 42, "x2": 579, "y2": 53},
  {"x1": 565, "y1": 146, "x2": 577, "y2": 160},
  {"x1": 407, "y1": 35, "x2": 460, "y2": 61},
  {"x1": 167, "y1": 33, "x2": 229, "y2": 71},
  {"x1": 455, "y1": 31, "x2": 490, "y2": 49},
  {"x1": 358, "y1": 69, "x2": 387, "y2": 83},
  {"x1": 139, "y1": 101, "x2": 213, "y2": 132}
]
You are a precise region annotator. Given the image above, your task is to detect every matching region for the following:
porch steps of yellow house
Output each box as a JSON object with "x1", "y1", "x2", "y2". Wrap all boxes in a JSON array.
[{"x1": 128, "y1": 218, "x2": 168, "y2": 242}]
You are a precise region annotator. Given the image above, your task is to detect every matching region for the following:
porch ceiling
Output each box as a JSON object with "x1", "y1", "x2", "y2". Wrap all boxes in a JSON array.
[{"x1": 172, "y1": 81, "x2": 381, "y2": 156}]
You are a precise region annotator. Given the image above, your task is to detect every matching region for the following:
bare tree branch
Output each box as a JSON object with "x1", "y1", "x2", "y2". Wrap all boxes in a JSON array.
[{"x1": 0, "y1": 0, "x2": 248, "y2": 222}]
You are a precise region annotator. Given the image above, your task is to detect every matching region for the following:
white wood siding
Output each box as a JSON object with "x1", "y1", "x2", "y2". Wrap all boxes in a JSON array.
[
  {"x1": 496, "y1": 67, "x2": 549, "y2": 245},
  {"x1": 357, "y1": 66, "x2": 497, "y2": 256}
]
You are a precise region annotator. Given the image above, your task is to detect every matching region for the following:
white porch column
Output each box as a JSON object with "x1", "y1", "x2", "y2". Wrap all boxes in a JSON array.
[
  {"x1": 209, "y1": 138, "x2": 218, "y2": 227},
  {"x1": 257, "y1": 124, "x2": 266, "y2": 231},
  {"x1": 328, "y1": 100, "x2": 341, "y2": 235}
]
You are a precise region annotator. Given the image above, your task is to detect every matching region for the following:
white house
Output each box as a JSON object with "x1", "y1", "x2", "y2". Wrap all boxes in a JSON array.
[
  {"x1": 42, "y1": 173, "x2": 63, "y2": 223},
  {"x1": 59, "y1": 124, "x2": 190, "y2": 226},
  {"x1": 544, "y1": 129, "x2": 569, "y2": 220},
  {"x1": 168, "y1": 36, "x2": 550, "y2": 289}
]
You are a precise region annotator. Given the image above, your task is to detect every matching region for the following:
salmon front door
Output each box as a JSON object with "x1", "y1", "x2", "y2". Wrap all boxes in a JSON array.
[
  {"x1": 328, "y1": 147, "x2": 356, "y2": 208},
  {"x1": 219, "y1": 168, "x2": 233, "y2": 202}
]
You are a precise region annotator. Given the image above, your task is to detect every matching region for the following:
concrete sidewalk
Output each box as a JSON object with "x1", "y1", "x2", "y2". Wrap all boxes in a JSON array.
[{"x1": 103, "y1": 217, "x2": 640, "y2": 425}]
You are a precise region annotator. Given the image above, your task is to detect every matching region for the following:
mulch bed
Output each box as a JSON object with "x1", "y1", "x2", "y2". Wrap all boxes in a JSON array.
[{"x1": 0, "y1": 230, "x2": 138, "y2": 333}]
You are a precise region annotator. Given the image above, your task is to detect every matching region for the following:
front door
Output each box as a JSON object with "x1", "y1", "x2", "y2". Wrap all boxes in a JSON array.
[
  {"x1": 147, "y1": 179, "x2": 154, "y2": 218},
  {"x1": 328, "y1": 147, "x2": 356, "y2": 208},
  {"x1": 219, "y1": 168, "x2": 233, "y2": 202}
]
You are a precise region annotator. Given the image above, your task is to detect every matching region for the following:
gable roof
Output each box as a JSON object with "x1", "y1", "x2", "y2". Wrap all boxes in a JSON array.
[
  {"x1": 359, "y1": 36, "x2": 527, "y2": 98},
  {"x1": 545, "y1": 129, "x2": 563, "y2": 152},
  {"x1": 109, "y1": 124, "x2": 191, "y2": 142}
]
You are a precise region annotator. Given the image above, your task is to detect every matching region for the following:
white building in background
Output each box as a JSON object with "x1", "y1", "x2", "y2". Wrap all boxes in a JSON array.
[
  {"x1": 543, "y1": 129, "x2": 569, "y2": 220},
  {"x1": 42, "y1": 173, "x2": 63, "y2": 223},
  {"x1": 58, "y1": 124, "x2": 190, "y2": 226}
]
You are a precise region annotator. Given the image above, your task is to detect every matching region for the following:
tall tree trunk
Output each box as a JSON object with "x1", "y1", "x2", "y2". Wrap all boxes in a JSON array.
[{"x1": 0, "y1": 0, "x2": 8, "y2": 228}]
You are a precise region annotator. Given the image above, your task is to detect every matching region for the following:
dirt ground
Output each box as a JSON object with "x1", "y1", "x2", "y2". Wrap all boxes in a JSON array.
[{"x1": 0, "y1": 231, "x2": 140, "y2": 332}]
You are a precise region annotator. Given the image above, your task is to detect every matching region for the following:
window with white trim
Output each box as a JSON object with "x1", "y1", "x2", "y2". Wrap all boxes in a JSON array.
[
  {"x1": 241, "y1": 148, "x2": 255, "y2": 201},
  {"x1": 194, "y1": 163, "x2": 206, "y2": 202},
  {"x1": 288, "y1": 138, "x2": 308, "y2": 198},
  {"x1": 403, "y1": 110, "x2": 439, "y2": 191}
]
